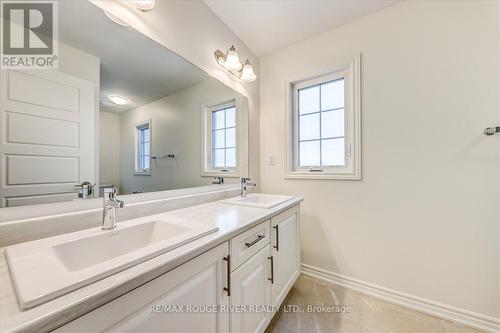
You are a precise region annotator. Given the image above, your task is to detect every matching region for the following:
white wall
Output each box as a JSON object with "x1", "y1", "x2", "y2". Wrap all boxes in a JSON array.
[
  {"x1": 99, "y1": 111, "x2": 120, "y2": 188},
  {"x1": 118, "y1": 79, "x2": 243, "y2": 194},
  {"x1": 260, "y1": 0, "x2": 499, "y2": 318},
  {"x1": 90, "y1": 0, "x2": 260, "y2": 185}
]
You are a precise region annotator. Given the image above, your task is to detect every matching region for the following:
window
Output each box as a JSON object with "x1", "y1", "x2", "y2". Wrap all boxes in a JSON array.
[
  {"x1": 285, "y1": 55, "x2": 361, "y2": 179},
  {"x1": 135, "y1": 120, "x2": 151, "y2": 174},
  {"x1": 202, "y1": 100, "x2": 239, "y2": 176}
]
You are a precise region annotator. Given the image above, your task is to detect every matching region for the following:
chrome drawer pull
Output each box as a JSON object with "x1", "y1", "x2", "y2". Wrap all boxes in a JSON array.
[
  {"x1": 273, "y1": 225, "x2": 279, "y2": 251},
  {"x1": 245, "y1": 235, "x2": 265, "y2": 248},
  {"x1": 223, "y1": 255, "x2": 231, "y2": 296},
  {"x1": 268, "y1": 256, "x2": 274, "y2": 284}
]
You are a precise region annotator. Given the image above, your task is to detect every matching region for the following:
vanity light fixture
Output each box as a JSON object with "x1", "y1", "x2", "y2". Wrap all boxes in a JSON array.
[
  {"x1": 214, "y1": 45, "x2": 257, "y2": 83},
  {"x1": 224, "y1": 45, "x2": 243, "y2": 71},
  {"x1": 109, "y1": 95, "x2": 130, "y2": 105},
  {"x1": 240, "y1": 60, "x2": 257, "y2": 83},
  {"x1": 132, "y1": 0, "x2": 156, "y2": 12}
]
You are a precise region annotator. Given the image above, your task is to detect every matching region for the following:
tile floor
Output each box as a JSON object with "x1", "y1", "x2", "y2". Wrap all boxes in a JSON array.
[{"x1": 265, "y1": 274, "x2": 483, "y2": 333}]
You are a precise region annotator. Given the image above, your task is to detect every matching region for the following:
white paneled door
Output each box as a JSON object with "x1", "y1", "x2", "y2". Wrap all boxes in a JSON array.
[{"x1": 0, "y1": 70, "x2": 96, "y2": 207}]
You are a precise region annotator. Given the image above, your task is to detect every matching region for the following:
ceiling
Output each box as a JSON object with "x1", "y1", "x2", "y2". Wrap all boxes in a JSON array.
[
  {"x1": 204, "y1": 0, "x2": 399, "y2": 57},
  {"x1": 59, "y1": 1, "x2": 209, "y2": 113}
]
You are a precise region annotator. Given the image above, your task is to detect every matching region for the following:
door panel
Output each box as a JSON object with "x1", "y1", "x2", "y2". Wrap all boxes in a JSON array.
[
  {"x1": 0, "y1": 69, "x2": 96, "y2": 207},
  {"x1": 271, "y1": 206, "x2": 300, "y2": 306},
  {"x1": 5, "y1": 193, "x2": 77, "y2": 207},
  {"x1": 6, "y1": 112, "x2": 79, "y2": 147},
  {"x1": 8, "y1": 70, "x2": 80, "y2": 112},
  {"x1": 6, "y1": 155, "x2": 78, "y2": 185},
  {"x1": 231, "y1": 244, "x2": 272, "y2": 333}
]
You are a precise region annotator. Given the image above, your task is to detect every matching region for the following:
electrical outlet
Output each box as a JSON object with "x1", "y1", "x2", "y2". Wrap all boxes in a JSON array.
[{"x1": 268, "y1": 155, "x2": 275, "y2": 166}]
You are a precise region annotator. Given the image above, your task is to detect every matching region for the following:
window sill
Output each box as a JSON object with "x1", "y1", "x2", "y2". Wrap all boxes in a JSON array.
[
  {"x1": 285, "y1": 171, "x2": 361, "y2": 180},
  {"x1": 134, "y1": 171, "x2": 151, "y2": 176},
  {"x1": 201, "y1": 170, "x2": 240, "y2": 178}
]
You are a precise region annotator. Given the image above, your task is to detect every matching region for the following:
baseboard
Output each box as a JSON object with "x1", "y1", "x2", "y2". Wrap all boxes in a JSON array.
[{"x1": 300, "y1": 263, "x2": 500, "y2": 333}]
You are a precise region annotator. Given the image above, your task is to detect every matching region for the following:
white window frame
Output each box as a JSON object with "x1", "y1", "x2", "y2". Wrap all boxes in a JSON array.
[
  {"x1": 201, "y1": 100, "x2": 240, "y2": 177},
  {"x1": 285, "y1": 55, "x2": 361, "y2": 180},
  {"x1": 134, "y1": 119, "x2": 152, "y2": 176}
]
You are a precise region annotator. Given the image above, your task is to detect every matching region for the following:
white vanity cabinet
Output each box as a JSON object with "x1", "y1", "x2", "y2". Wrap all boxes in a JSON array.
[
  {"x1": 55, "y1": 205, "x2": 300, "y2": 333},
  {"x1": 230, "y1": 245, "x2": 272, "y2": 333},
  {"x1": 55, "y1": 242, "x2": 230, "y2": 333},
  {"x1": 229, "y1": 205, "x2": 300, "y2": 333},
  {"x1": 270, "y1": 205, "x2": 300, "y2": 306}
]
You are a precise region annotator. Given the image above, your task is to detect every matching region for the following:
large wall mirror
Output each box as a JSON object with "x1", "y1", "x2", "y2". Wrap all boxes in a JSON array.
[{"x1": 0, "y1": 1, "x2": 248, "y2": 208}]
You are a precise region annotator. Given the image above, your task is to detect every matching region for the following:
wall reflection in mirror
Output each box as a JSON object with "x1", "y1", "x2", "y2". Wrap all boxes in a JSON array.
[{"x1": 0, "y1": 1, "x2": 248, "y2": 207}]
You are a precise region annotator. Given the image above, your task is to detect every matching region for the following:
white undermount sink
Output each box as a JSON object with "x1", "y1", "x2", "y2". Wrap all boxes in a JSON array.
[
  {"x1": 53, "y1": 221, "x2": 191, "y2": 271},
  {"x1": 221, "y1": 193, "x2": 294, "y2": 209},
  {"x1": 5, "y1": 216, "x2": 218, "y2": 309}
]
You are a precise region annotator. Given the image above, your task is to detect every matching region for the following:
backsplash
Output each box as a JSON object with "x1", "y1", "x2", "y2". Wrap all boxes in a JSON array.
[{"x1": 0, "y1": 186, "x2": 239, "y2": 247}]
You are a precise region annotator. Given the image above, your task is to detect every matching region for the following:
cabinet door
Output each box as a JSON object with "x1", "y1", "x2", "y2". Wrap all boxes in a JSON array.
[
  {"x1": 55, "y1": 243, "x2": 230, "y2": 333},
  {"x1": 231, "y1": 244, "x2": 272, "y2": 333},
  {"x1": 270, "y1": 205, "x2": 300, "y2": 306}
]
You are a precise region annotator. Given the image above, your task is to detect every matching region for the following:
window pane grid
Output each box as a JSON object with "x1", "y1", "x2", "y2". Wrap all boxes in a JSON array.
[
  {"x1": 139, "y1": 126, "x2": 150, "y2": 171},
  {"x1": 298, "y1": 78, "x2": 345, "y2": 167},
  {"x1": 211, "y1": 106, "x2": 236, "y2": 169},
  {"x1": 300, "y1": 136, "x2": 344, "y2": 143},
  {"x1": 298, "y1": 107, "x2": 344, "y2": 117}
]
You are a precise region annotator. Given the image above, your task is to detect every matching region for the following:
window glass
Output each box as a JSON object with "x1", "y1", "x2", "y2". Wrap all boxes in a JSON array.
[
  {"x1": 226, "y1": 107, "x2": 236, "y2": 127},
  {"x1": 321, "y1": 109, "x2": 344, "y2": 138},
  {"x1": 136, "y1": 123, "x2": 151, "y2": 172},
  {"x1": 322, "y1": 138, "x2": 345, "y2": 166},
  {"x1": 299, "y1": 113, "x2": 320, "y2": 141},
  {"x1": 298, "y1": 78, "x2": 346, "y2": 167},
  {"x1": 212, "y1": 129, "x2": 225, "y2": 149},
  {"x1": 225, "y1": 148, "x2": 236, "y2": 168},
  {"x1": 226, "y1": 127, "x2": 236, "y2": 148},
  {"x1": 298, "y1": 86, "x2": 320, "y2": 115},
  {"x1": 321, "y1": 79, "x2": 344, "y2": 110},
  {"x1": 299, "y1": 140, "x2": 320, "y2": 166},
  {"x1": 212, "y1": 110, "x2": 225, "y2": 130},
  {"x1": 212, "y1": 149, "x2": 225, "y2": 168},
  {"x1": 210, "y1": 102, "x2": 237, "y2": 169}
]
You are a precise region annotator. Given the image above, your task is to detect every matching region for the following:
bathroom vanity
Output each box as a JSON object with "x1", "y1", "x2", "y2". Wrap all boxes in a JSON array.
[
  {"x1": 0, "y1": 2, "x2": 300, "y2": 332},
  {"x1": 0, "y1": 194, "x2": 302, "y2": 333}
]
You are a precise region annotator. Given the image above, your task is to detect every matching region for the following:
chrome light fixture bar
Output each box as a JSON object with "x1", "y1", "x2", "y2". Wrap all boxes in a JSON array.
[{"x1": 215, "y1": 45, "x2": 257, "y2": 83}]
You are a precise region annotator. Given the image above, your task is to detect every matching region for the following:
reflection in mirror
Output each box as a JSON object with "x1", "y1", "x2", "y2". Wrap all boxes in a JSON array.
[{"x1": 0, "y1": 1, "x2": 248, "y2": 207}]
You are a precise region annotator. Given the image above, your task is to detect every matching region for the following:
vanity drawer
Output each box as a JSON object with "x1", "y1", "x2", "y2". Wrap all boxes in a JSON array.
[{"x1": 230, "y1": 220, "x2": 270, "y2": 270}]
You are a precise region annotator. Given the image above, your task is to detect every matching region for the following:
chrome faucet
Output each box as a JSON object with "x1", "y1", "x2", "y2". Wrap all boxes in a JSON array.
[
  {"x1": 102, "y1": 187, "x2": 124, "y2": 230},
  {"x1": 212, "y1": 176, "x2": 224, "y2": 185},
  {"x1": 240, "y1": 178, "x2": 256, "y2": 198},
  {"x1": 74, "y1": 182, "x2": 95, "y2": 199}
]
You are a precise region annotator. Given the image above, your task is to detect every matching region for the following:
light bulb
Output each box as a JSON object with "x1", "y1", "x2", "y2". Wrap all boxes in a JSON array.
[
  {"x1": 133, "y1": 0, "x2": 156, "y2": 11},
  {"x1": 240, "y1": 60, "x2": 256, "y2": 82},
  {"x1": 224, "y1": 46, "x2": 242, "y2": 71},
  {"x1": 109, "y1": 95, "x2": 130, "y2": 105}
]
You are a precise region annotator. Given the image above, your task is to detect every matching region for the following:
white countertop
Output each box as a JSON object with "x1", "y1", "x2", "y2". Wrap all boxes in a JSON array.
[{"x1": 0, "y1": 196, "x2": 302, "y2": 333}]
